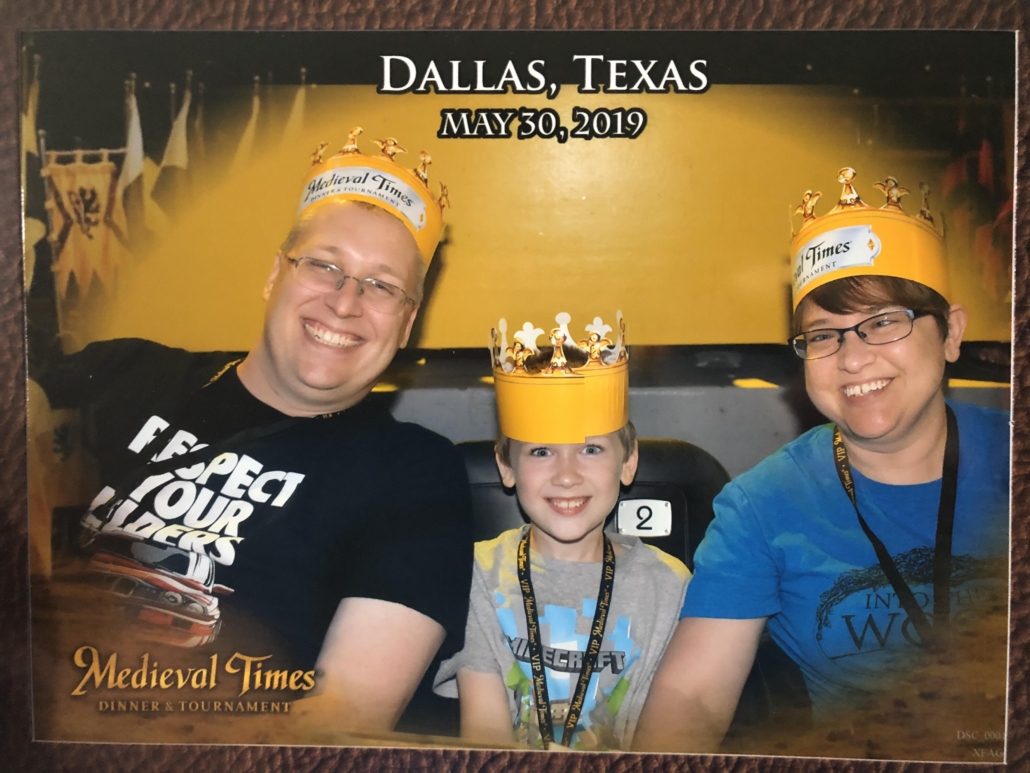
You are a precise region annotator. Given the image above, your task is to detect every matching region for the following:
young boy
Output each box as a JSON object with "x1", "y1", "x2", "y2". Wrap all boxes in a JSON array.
[{"x1": 434, "y1": 312, "x2": 690, "y2": 751}]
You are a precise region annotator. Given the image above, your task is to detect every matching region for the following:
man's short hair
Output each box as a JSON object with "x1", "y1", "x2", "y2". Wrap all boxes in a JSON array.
[
  {"x1": 793, "y1": 275, "x2": 951, "y2": 340},
  {"x1": 278, "y1": 201, "x2": 427, "y2": 304},
  {"x1": 495, "y1": 421, "x2": 638, "y2": 469}
]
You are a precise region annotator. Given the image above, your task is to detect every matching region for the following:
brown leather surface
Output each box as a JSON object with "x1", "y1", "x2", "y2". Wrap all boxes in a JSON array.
[{"x1": 1, "y1": 2, "x2": 1027, "y2": 771}]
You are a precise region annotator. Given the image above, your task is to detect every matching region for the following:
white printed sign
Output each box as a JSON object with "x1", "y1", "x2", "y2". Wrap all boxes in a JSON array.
[
  {"x1": 616, "y1": 498, "x2": 672, "y2": 537},
  {"x1": 793, "y1": 224, "x2": 881, "y2": 296},
  {"x1": 298, "y1": 166, "x2": 428, "y2": 232}
]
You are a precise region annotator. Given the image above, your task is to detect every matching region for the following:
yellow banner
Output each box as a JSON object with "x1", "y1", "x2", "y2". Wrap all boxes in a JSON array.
[{"x1": 43, "y1": 151, "x2": 130, "y2": 299}]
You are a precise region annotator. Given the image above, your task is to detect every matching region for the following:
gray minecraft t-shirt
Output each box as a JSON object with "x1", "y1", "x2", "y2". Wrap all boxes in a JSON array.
[{"x1": 435, "y1": 526, "x2": 689, "y2": 750}]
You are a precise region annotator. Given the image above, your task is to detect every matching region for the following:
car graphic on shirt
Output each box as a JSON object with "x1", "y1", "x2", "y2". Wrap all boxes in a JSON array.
[{"x1": 85, "y1": 533, "x2": 233, "y2": 648}]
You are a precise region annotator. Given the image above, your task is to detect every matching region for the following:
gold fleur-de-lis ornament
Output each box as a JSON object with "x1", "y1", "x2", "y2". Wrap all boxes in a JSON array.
[
  {"x1": 311, "y1": 141, "x2": 330, "y2": 166},
  {"x1": 794, "y1": 189, "x2": 822, "y2": 223},
  {"x1": 413, "y1": 151, "x2": 432, "y2": 185},
  {"x1": 340, "y1": 126, "x2": 363, "y2": 155},
  {"x1": 832, "y1": 167, "x2": 867, "y2": 211},
  {"x1": 373, "y1": 137, "x2": 406, "y2": 160},
  {"x1": 918, "y1": 182, "x2": 935, "y2": 225},
  {"x1": 873, "y1": 176, "x2": 910, "y2": 211}
]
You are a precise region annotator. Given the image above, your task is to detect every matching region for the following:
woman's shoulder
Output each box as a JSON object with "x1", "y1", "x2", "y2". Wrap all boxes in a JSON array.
[
  {"x1": 729, "y1": 423, "x2": 834, "y2": 497},
  {"x1": 949, "y1": 399, "x2": 1009, "y2": 440},
  {"x1": 948, "y1": 399, "x2": 1010, "y2": 481}
]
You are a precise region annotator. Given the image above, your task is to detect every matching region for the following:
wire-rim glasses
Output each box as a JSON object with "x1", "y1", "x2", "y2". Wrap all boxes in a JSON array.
[
  {"x1": 790, "y1": 309, "x2": 930, "y2": 360},
  {"x1": 286, "y1": 256, "x2": 415, "y2": 314}
]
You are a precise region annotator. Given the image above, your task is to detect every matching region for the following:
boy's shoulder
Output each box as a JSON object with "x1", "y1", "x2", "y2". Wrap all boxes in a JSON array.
[
  {"x1": 473, "y1": 526, "x2": 527, "y2": 572},
  {"x1": 472, "y1": 528, "x2": 691, "y2": 581},
  {"x1": 615, "y1": 534, "x2": 691, "y2": 583}
]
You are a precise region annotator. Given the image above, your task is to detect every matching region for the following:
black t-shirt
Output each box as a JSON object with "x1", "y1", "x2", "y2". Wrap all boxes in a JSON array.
[{"x1": 36, "y1": 338, "x2": 474, "y2": 727}]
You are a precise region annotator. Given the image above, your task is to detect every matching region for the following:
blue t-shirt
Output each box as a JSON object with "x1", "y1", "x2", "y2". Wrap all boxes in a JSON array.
[{"x1": 681, "y1": 400, "x2": 1009, "y2": 718}]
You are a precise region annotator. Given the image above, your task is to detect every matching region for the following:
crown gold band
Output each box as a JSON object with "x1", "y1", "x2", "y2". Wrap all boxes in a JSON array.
[
  {"x1": 789, "y1": 168, "x2": 947, "y2": 309},
  {"x1": 490, "y1": 312, "x2": 629, "y2": 444},
  {"x1": 299, "y1": 128, "x2": 447, "y2": 264}
]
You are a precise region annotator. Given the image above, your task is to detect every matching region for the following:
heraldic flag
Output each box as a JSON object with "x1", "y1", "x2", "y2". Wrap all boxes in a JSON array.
[
  {"x1": 280, "y1": 70, "x2": 306, "y2": 145},
  {"x1": 22, "y1": 51, "x2": 48, "y2": 290},
  {"x1": 43, "y1": 149, "x2": 131, "y2": 299},
  {"x1": 229, "y1": 77, "x2": 261, "y2": 176},
  {"x1": 152, "y1": 87, "x2": 192, "y2": 216},
  {"x1": 117, "y1": 88, "x2": 148, "y2": 247}
]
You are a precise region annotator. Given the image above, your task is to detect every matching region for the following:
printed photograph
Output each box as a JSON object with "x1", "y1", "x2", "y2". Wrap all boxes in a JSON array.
[{"x1": 21, "y1": 30, "x2": 1014, "y2": 762}]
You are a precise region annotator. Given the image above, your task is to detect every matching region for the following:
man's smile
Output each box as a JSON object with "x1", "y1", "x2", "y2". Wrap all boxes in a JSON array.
[{"x1": 303, "y1": 320, "x2": 363, "y2": 349}]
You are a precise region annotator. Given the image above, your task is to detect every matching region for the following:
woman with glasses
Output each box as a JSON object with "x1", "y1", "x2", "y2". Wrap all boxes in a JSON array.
[{"x1": 635, "y1": 170, "x2": 1009, "y2": 759}]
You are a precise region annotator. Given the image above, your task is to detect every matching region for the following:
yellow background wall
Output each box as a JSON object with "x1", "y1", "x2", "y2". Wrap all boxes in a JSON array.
[{"x1": 86, "y1": 85, "x2": 1013, "y2": 350}]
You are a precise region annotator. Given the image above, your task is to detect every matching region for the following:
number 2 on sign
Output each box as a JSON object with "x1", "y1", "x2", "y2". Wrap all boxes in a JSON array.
[
  {"x1": 636, "y1": 505, "x2": 653, "y2": 530},
  {"x1": 616, "y1": 498, "x2": 672, "y2": 537}
]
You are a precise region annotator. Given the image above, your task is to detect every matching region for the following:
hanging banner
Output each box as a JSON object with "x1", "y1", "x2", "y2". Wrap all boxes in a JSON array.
[{"x1": 43, "y1": 150, "x2": 130, "y2": 299}]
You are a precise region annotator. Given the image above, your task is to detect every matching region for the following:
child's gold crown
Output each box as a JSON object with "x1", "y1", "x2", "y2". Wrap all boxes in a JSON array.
[
  {"x1": 789, "y1": 167, "x2": 947, "y2": 309},
  {"x1": 490, "y1": 311, "x2": 629, "y2": 444},
  {"x1": 297, "y1": 127, "x2": 448, "y2": 264}
]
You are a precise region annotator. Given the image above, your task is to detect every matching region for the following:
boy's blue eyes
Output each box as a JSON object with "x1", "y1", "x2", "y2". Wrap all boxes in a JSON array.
[{"x1": 526, "y1": 445, "x2": 604, "y2": 457}]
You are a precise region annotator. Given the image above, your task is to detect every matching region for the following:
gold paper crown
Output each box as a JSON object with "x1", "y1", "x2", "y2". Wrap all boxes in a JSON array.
[
  {"x1": 298, "y1": 127, "x2": 448, "y2": 264},
  {"x1": 789, "y1": 167, "x2": 947, "y2": 309},
  {"x1": 490, "y1": 311, "x2": 629, "y2": 444}
]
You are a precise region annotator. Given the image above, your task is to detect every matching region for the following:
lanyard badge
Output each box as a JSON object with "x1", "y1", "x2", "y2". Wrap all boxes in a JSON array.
[
  {"x1": 832, "y1": 404, "x2": 959, "y2": 649},
  {"x1": 516, "y1": 529, "x2": 616, "y2": 748}
]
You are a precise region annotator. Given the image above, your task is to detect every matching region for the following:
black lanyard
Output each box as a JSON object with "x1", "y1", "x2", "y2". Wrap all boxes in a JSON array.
[
  {"x1": 516, "y1": 528, "x2": 615, "y2": 749},
  {"x1": 832, "y1": 404, "x2": 959, "y2": 649}
]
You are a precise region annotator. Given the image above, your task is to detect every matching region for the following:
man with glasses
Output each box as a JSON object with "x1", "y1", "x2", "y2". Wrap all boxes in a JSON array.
[
  {"x1": 635, "y1": 169, "x2": 1009, "y2": 758},
  {"x1": 34, "y1": 135, "x2": 473, "y2": 739}
]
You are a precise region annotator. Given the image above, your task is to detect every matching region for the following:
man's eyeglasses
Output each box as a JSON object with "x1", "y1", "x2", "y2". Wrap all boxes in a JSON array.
[
  {"x1": 789, "y1": 309, "x2": 931, "y2": 360},
  {"x1": 286, "y1": 256, "x2": 415, "y2": 314}
]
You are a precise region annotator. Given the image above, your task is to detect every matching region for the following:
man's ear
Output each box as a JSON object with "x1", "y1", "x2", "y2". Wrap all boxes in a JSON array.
[
  {"x1": 620, "y1": 440, "x2": 640, "y2": 486},
  {"x1": 944, "y1": 303, "x2": 968, "y2": 363},
  {"x1": 398, "y1": 302, "x2": 421, "y2": 349},
  {"x1": 263, "y1": 253, "x2": 284, "y2": 301},
  {"x1": 495, "y1": 448, "x2": 517, "y2": 489}
]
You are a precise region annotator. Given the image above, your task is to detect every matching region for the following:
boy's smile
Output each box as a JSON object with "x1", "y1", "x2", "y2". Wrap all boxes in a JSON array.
[
  {"x1": 547, "y1": 496, "x2": 589, "y2": 515},
  {"x1": 496, "y1": 431, "x2": 639, "y2": 562}
]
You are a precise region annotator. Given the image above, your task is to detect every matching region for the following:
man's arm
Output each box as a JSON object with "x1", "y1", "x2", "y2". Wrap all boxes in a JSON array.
[
  {"x1": 304, "y1": 596, "x2": 446, "y2": 733},
  {"x1": 456, "y1": 668, "x2": 516, "y2": 746},
  {"x1": 633, "y1": 616, "x2": 766, "y2": 752},
  {"x1": 33, "y1": 338, "x2": 239, "y2": 410}
]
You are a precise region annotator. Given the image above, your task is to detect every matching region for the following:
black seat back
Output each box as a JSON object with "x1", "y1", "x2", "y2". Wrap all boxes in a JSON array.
[{"x1": 459, "y1": 438, "x2": 730, "y2": 572}]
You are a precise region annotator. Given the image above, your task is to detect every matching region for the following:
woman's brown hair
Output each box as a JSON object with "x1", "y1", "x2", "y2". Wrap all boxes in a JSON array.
[{"x1": 793, "y1": 275, "x2": 951, "y2": 340}]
